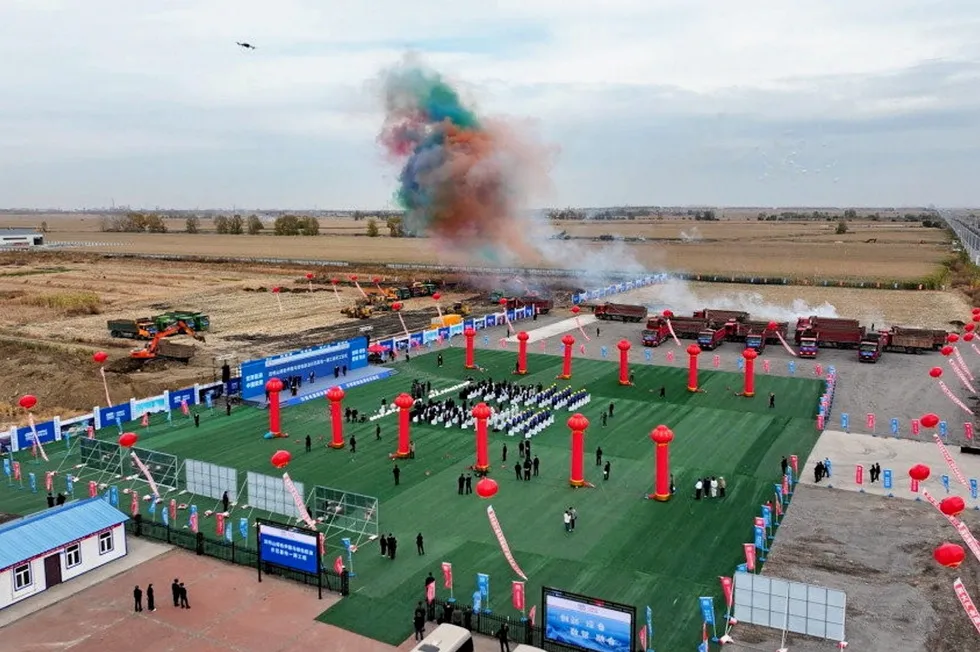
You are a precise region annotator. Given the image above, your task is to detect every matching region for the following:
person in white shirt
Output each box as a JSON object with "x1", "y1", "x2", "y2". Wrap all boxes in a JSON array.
[
  {"x1": 563, "y1": 510, "x2": 572, "y2": 532},
  {"x1": 695, "y1": 479, "x2": 703, "y2": 500},
  {"x1": 710, "y1": 477, "x2": 719, "y2": 498}
]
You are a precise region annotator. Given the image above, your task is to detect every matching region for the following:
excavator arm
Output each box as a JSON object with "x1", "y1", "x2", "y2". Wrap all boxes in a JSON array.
[{"x1": 130, "y1": 321, "x2": 203, "y2": 359}]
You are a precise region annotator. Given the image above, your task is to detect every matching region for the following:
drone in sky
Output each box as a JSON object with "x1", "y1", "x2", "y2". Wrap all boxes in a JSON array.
[{"x1": 236, "y1": 42, "x2": 256, "y2": 50}]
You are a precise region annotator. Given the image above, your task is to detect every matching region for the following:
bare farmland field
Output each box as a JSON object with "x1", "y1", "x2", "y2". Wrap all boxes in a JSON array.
[{"x1": 1, "y1": 214, "x2": 952, "y2": 281}]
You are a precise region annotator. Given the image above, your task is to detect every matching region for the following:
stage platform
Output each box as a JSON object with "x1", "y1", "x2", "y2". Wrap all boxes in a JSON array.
[{"x1": 243, "y1": 365, "x2": 396, "y2": 408}]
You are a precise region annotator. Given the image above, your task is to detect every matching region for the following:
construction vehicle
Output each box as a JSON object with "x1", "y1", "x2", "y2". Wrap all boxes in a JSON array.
[
  {"x1": 858, "y1": 332, "x2": 887, "y2": 362},
  {"x1": 409, "y1": 282, "x2": 438, "y2": 298},
  {"x1": 662, "y1": 316, "x2": 710, "y2": 339},
  {"x1": 642, "y1": 318, "x2": 671, "y2": 347},
  {"x1": 341, "y1": 303, "x2": 373, "y2": 319},
  {"x1": 107, "y1": 318, "x2": 158, "y2": 340},
  {"x1": 506, "y1": 296, "x2": 553, "y2": 315},
  {"x1": 883, "y1": 326, "x2": 945, "y2": 353},
  {"x1": 744, "y1": 331, "x2": 768, "y2": 353},
  {"x1": 130, "y1": 321, "x2": 204, "y2": 361},
  {"x1": 153, "y1": 311, "x2": 210, "y2": 332},
  {"x1": 432, "y1": 314, "x2": 463, "y2": 327},
  {"x1": 697, "y1": 325, "x2": 728, "y2": 350},
  {"x1": 451, "y1": 302, "x2": 471, "y2": 317},
  {"x1": 488, "y1": 291, "x2": 505, "y2": 304},
  {"x1": 692, "y1": 309, "x2": 749, "y2": 324},
  {"x1": 389, "y1": 287, "x2": 412, "y2": 301},
  {"x1": 795, "y1": 317, "x2": 865, "y2": 357},
  {"x1": 593, "y1": 303, "x2": 648, "y2": 323}
]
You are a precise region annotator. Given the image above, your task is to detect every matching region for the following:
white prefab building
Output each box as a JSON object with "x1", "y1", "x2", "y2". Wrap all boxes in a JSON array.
[
  {"x1": 0, "y1": 229, "x2": 44, "y2": 247},
  {"x1": 0, "y1": 497, "x2": 129, "y2": 610}
]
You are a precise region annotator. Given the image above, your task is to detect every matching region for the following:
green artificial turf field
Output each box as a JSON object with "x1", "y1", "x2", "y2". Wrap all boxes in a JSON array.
[{"x1": 0, "y1": 347, "x2": 823, "y2": 650}]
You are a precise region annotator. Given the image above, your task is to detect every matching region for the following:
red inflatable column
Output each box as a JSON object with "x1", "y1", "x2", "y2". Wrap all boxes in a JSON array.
[
  {"x1": 473, "y1": 403, "x2": 492, "y2": 473},
  {"x1": 742, "y1": 348, "x2": 758, "y2": 397},
  {"x1": 265, "y1": 378, "x2": 284, "y2": 437},
  {"x1": 516, "y1": 331, "x2": 529, "y2": 375},
  {"x1": 393, "y1": 393, "x2": 414, "y2": 458},
  {"x1": 559, "y1": 334, "x2": 575, "y2": 379},
  {"x1": 648, "y1": 425, "x2": 675, "y2": 501},
  {"x1": 568, "y1": 414, "x2": 590, "y2": 487},
  {"x1": 326, "y1": 386, "x2": 345, "y2": 449},
  {"x1": 464, "y1": 327, "x2": 477, "y2": 369},
  {"x1": 687, "y1": 344, "x2": 702, "y2": 392},
  {"x1": 617, "y1": 339, "x2": 632, "y2": 385}
]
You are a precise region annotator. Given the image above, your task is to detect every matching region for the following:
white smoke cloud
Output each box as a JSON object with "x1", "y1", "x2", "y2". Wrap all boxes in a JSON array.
[{"x1": 639, "y1": 277, "x2": 839, "y2": 321}]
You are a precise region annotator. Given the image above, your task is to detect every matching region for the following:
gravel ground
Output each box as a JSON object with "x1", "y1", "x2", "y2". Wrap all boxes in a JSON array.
[{"x1": 463, "y1": 289, "x2": 980, "y2": 650}]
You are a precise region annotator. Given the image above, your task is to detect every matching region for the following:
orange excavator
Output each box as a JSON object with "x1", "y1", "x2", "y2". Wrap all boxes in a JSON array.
[{"x1": 130, "y1": 321, "x2": 206, "y2": 361}]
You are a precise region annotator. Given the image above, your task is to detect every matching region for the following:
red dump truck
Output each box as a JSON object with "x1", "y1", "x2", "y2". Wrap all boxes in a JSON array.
[
  {"x1": 664, "y1": 316, "x2": 710, "y2": 339},
  {"x1": 858, "y1": 332, "x2": 887, "y2": 362},
  {"x1": 795, "y1": 316, "x2": 866, "y2": 358},
  {"x1": 697, "y1": 325, "x2": 728, "y2": 350},
  {"x1": 642, "y1": 318, "x2": 671, "y2": 347},
  {"x1": 692, "y1": 309, "x2": 750, "y2": 324},
  {"x1": 594, "y1": 303, "x2": 648, "y2": 323},
  {"x1": 506, "y1": 296, "x2": 553, "y2": 314},
  {"x1": 876, "y1": 326, "x2": 947, "y2": 354},
  {"x1": 744, "y1": 330, "x2": 768, "y2": 353}
]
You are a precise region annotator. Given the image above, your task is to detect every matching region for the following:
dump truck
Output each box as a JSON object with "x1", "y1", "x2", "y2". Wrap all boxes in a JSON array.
[
  {"x1": 744, "y1": 331, "x2": 768, "y2": 353},
  {"x1": 663, "y1": 316, "x2": 710, "y2": 339},
  {"x1": 153, "y1": 311, "x2": 210, "y2": 332},
  {"x1": 408, "y1": 282, "x2": 438, "y2": 297},
  {"x1": 593, "y1": 303, "x2": 648, "y2": 323},
  {"x1": 642, "y1": 318, "x2": 671, "y2": 347},
  {"x1": 341, "y1": 304, "x2": 372, "y2": 319},
  {"x1": 697, "y1": 325, "x2": 728, "y2": 350},
  {"x1": 858, "y1": 332, "x2": 886, "y2": 362},
  {"x1": 879, "y1": 327, "x2": 942, "y2": 354},
  {"x1": 692, "y1": 309, "x2": 750, "y2": 324},
  {"x1": 506, "y1": 296, "x2": 553, "y2": 314},
  {"x1": 107, "y1": 318, "x2": 158, "y2": 340},
  {"x1": 389, "y1": 287, "x2": 413, "y2": 301},
  {"x1": 795, "y1": 317, "x2": 865, "y2": 350}
]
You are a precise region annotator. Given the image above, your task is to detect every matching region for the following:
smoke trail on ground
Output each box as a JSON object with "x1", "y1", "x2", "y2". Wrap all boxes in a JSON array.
[{"x1": 647, "y1": 278, "x2": 839, "y2": 320}]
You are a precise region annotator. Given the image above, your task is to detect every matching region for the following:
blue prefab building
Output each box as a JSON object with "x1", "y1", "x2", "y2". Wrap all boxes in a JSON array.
[{"x1": 0, "y1": 498, "x2": 129, "y2": 609}]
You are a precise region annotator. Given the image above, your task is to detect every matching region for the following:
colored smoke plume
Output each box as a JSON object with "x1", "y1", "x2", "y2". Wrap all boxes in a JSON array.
[{"x1": 378, "y1": 59, "x2": 553, "y2": 265}]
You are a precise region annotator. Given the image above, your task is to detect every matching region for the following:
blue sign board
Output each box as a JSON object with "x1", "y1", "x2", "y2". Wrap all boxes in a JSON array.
[
  {"x1": 409, "y1": 332, "x2": 424, "y2": 348},
  {"x1": 226, "y1": 377, "x2": 242, "y2": 395},
  {"x1": 240, "y1": 337, "x2": 368, "y2": 400},
  {"x1": 258, "y1": 523, "x2": 319, "y2": 574},
  {"x1": 168, "y1": 387, "x2": 196, "y2": 410},
  {"x1": 16, "y1": 419, "x2": 58, "y2": 449},
  {"x1": 98, "y1": 404, "x2": 132, "y2": 430}
]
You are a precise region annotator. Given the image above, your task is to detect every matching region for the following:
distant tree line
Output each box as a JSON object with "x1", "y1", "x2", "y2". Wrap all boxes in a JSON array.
[{"x1": 100, "y1": 212, "x2": 168, "y2": 233}]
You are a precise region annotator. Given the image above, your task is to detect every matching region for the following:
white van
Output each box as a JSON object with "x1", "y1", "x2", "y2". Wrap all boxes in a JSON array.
[{"x1": 410, "y1": 623, "x2": 474, "y2": 652}]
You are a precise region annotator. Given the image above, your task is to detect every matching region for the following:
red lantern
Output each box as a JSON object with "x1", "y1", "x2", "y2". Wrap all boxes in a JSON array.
[
  {"x1": 499, "y1": 298, "x2": 508, "y2": 306},
  {"x1": 974, "y1": 315, "x2": 980, "y2": 323},
  {"x1": 920, "y1": 413, "x2": 940, "y2": 429},
  {"x1": 118, "y1": 432, "x2": 138, "y2": 448},
  {"x1": 767, "y1": 321, "x2": 778, "y2": 331},
  {"x1": 940, "y1": 496, "x2": 966, "y2": 517},
  {"x1": 686, "y1": 344, "x2": 702, "y2": 357},
  {"x1": 909, "y1": 463, "x2": 931, "y2": 482},
  {"x1": 934, "y1": 542, "x2": 966, "y2": 568},
  {"x1": 662, "y1": 309, "x2": 674, "y2": 318},
  {"x1": 391, "y1": 302, "x2": 403, "y2": 312},
  {"x1": 306, "y1": 272, "x2": 314, "y2": 280},
  {"x1": 272, "y1": 286, "x2": 281, "y2": 294},
  {"x1": 265, "y1": 377, "x2": 285, "y2": 393},
  {"x1": 349, "y1": 275, "x2": 358, "y2": 282},
  {"x1": 372, "y1": 276, "x2": 382, "y2": 284},
  {"x1": 973, "y1": 308, "x2": 980, "y2": 315},
  {"x1": 941, "y1": 345, "x2": 953, "y2": 356},
  {"x1": 967, "y1": 333, "x2": 976, "y2": 342},
  {"x1": 966, "y1": 323, "x2": 975, "y2": 333},
  {"x1": 929, "y1": 367, "x2": 943, "y2": 378},
  {"x1": 270, "y1": 450, "x2": 292, "y2": 469},
  {"x1": 18, "y1": 395, "x2": 37, "y2": 410},
  {"x1": 570, "y1": 305, "x2": 580, "y2": 315},
  {"x1": 475, "y1": 477, "x2": 499, "y2": 499},
  {"x1": 330, "y1": 278, "x2": 339, "y2": 285},
  {"x1": 948, "y1": 333, "x2": 960, "y2": 343},
  {"x1": 432, "y1": 292, "x2": 441, "y2": 301},
  {"x1": 93, "y1": 351, "x2": 109, "y2": 364}
]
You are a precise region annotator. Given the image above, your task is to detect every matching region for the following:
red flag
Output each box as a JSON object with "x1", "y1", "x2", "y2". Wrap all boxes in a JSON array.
[
  {"x1": 86, "y1": 425, "x2": 95, "y2": 439},
  {"x1": 441, "y1": 562, "x2": 453, "y2": 589},
  {"x1": 45, "y1": 471, "x2": 54, "y2": 492},
  {"x1": 773, "y1": 494, "x2": 783, "y2": 516},
  {"x1": 426, "y1": 581, "x2": 436, "y2": 603},
  {"x1": 744, "y1": 543, "x2": 756, "y2": 572},
  {"x1": 130, "y1": 491, "x2": 139, "y2": 517},
  {"x1": 966, "y1": 423, "x2": 975, "y2": 440},
  {"x1": 169, "y1": 498, "x2": 177, "y2": 521},
  {"x1": 512, "y1": 581, "x2": 525, "y2": 611},
  {"x1": 911, "y1": 419, "x2": 920, "y2": 436},
  {"x1": 319, "y1": 532, "x2": 325, "y2": 556},
  {"x1": 141, "y1": 412, "x2": 149, "y2": 427},
  {"x1": 702, "y1": 621, "x2": 708, "y2": 645},
  {"x1": 855, "y1": 465, "x2": 864, "y2": 485},
  {"x1": 720, "y1": 576, "x2": 734, "y2": 609},
  {"x1": 88, "y1": 480, "x2": 97, "y2": 497},
  {"x1": 181, "y1": 400, "x2": 189, "y2": 416},
  {"x1": 789, "y1": 454, "x2": 798, "y2": 477},
  {"x1": 216, "y1": 513, "x2": 225, "y2": 536},
  {"x1": 529, "y1": 605, "x2": 536, "y2": 626},
  {"x1": 334, "y1": 556, "x2": 344, "y2": 574},
  {"x1": 782, "y1": 474, "x2": 790, "y2": 496},
  {"x1": 13, "y1": 462, "x2": 21, "y2": 482},
  {"x1": 639, "y1": 625, "x2": 647, "y2": 649}
]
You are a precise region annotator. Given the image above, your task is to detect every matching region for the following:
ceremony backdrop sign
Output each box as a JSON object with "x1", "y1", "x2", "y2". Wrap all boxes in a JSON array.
[{"x1": 541, "y1": 586, "x2": 635, "y2": 652}]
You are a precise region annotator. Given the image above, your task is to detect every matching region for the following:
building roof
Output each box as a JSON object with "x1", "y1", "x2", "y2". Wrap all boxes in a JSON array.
[
  {"x1": 0, "y1": 229, "x2": 41, "y2": 236},
  {"x1": 0, "y1": 498, "x2": 128, "y2": 570}
]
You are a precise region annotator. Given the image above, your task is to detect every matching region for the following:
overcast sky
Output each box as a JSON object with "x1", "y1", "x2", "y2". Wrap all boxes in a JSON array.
[{"x1": 1, "y1": 0, "x2": 978, "y2": 210}]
